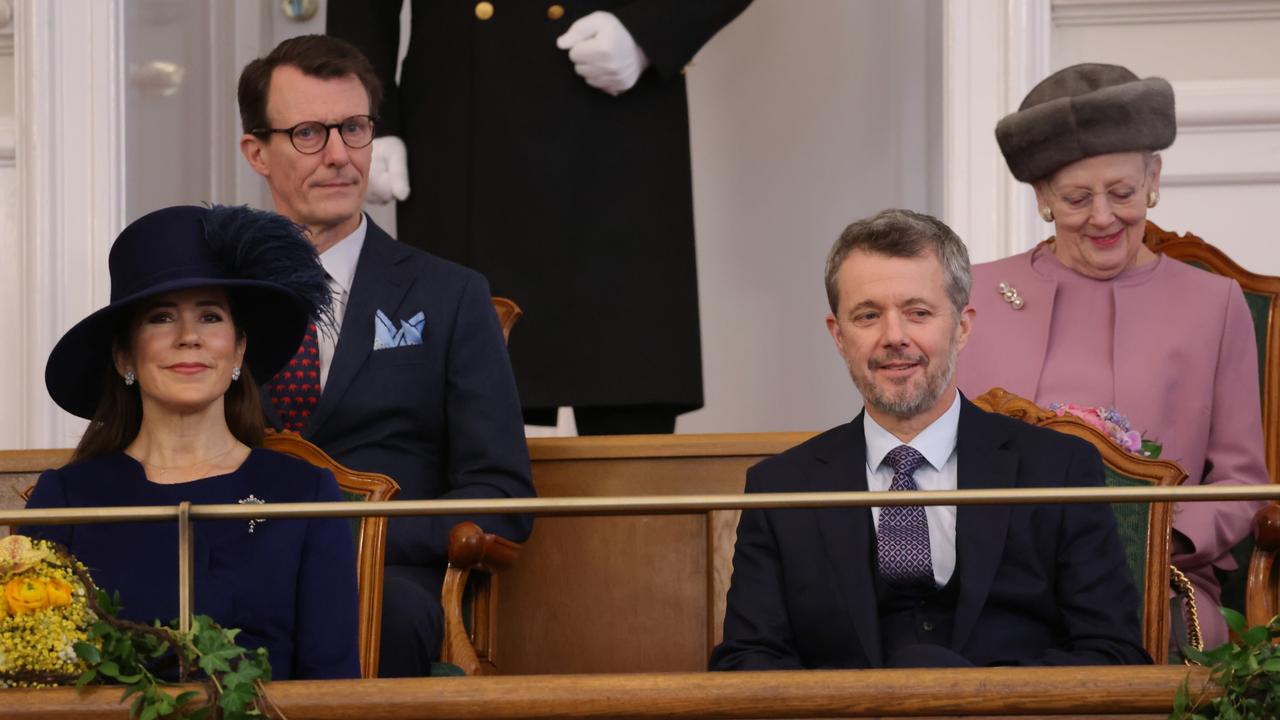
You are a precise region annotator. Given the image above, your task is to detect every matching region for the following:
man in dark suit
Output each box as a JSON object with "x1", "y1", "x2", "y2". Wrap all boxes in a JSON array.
[
  {"x1": 237, "y1": 35, "x2": 534, "y2": 677},
  {"x1": 327, "y1": 1, "x2": 753, "y2": 434},
  {"x1": 710, "y1": 209, "x2": 1149, "y2": 670}
]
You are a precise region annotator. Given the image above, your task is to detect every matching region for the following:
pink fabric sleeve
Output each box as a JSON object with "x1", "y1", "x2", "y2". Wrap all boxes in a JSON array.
[{"x1": 1172, "y1": 279, "x2": 1269, "y2": 573}]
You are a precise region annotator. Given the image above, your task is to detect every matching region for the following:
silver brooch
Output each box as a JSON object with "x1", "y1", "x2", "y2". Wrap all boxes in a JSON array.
[
  {"x1": 998, "y1": 282, "x2": 1025, "y2": 310},
  {"x1": 238, "y1": 494, "x2": 267, "y2": 534}
]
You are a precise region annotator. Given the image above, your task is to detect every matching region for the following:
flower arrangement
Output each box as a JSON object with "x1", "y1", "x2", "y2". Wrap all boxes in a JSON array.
[
  {"x1": 1047, "y1": 402, "x2": 1163, "y2": 459},
  {"x1": 0, "y1": 535, "x2": 93, "y2": 686},
  {"x1": 0, "y1": 535, "x2": 278, "y2": 720}
]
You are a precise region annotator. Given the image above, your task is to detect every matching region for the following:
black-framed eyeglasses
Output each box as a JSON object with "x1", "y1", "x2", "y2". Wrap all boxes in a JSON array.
[{"x1": 251, "y1": 115, "x2": 376, "y2": 155}]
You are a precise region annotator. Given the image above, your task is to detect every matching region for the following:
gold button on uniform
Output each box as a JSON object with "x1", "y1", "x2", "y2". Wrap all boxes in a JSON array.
[
  {"x1": 547, "y1": 4, "x2": 565, "y2": 20},
  {"x1": 475, "y1": 1, "x2": 494, "y2": 20}
]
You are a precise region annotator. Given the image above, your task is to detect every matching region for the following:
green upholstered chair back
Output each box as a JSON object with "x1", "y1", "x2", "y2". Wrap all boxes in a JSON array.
[
  {"x1": 263, "y1": 432, "x2": 399, "y2": 679},
  {"x1": 973, "y1": 388, "x2": 1187, "y2": 662}
]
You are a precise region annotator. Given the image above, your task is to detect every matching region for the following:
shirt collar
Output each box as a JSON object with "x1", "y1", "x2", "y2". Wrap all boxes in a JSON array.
[
  {"x1": 863, "y1": 389, "x2": 961, "y2": 472},
  {"x1": 318, "y1": 213, "x2": 367, "y2": 296}
]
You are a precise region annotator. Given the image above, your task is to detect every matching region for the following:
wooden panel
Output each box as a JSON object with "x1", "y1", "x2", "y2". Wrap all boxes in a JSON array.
[
  {"x1": 0, "y1": 666, "x2": 1215, "y2": 719},
  {"x1": 0, "y1": 449, "x2": 69, "y2": 535},
  {"x1": 498, "y1": 446, "x2": 776, "y2": 675}
]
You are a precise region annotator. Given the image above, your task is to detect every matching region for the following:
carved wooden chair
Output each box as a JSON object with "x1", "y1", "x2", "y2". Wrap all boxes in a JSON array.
[
  {"x1": 263, "y1": 432, "x2": 399, "y2": 679},
  {"x1": 973, "y1": 387, "x2": 1186, "y2": 661},
  {"x1": 491, "y1": 296, "x2": 523, "y2": 343},
  {"x1": 439, "y1": 521, "x2": 521, "y2": 674},
  {"x1": 1143, "y1": 221, "x2": 1280, "y2": 629},
  {"x1": 434, "y1": 297, "x2": 526, "y2": 675}
]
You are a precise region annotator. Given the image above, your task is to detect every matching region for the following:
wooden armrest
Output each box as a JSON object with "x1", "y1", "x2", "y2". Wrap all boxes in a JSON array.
[
  {"x1": 447, "y1": 520, "x2": 521, "y2": 572},
  {"x1": 1246, "y1": 503, "x2": 1280, "y2": 628},
  {"x1": 1254, "y1": 504, "x2": 1280, "y2": 552},
  {"x1": 441, "y1": 522, "x2": 523, "y2": 674}
]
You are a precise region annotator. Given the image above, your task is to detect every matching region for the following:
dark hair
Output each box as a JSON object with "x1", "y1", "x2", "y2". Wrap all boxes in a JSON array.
[
  {"x1": 824, "y1": 209, "x2": 972, "y2": 316},
  {"x1": 237, "y1": 34, "x2": 383, "y2": 135},
  {"x1": 70, "y1": 299, "x2": 266, "y2": 464}
]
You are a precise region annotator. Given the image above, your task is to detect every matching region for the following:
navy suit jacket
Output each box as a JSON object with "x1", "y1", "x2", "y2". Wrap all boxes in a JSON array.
[
  {"x1": 263, "y1": 218, "x2": 534, "y2": 573},
  {"x1": 710, "y1": 397, "x2": 1150, "y2": 669}
]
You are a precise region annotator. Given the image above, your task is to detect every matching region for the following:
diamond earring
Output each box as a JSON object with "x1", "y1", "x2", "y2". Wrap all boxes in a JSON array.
[
  {"x1": 1147, "y1": 190, "x2": 1159, "y2": 208},
  {"x1": 231, "y1": 366, "x2": 241, "y2": 382},
  {"x1": 124, "y1": 370, "x2": 136, "y2": 386}
]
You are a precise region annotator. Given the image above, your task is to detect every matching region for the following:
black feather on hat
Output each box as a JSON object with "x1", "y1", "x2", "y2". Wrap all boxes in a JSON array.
[{"x1": 46, "y1": 204, "x2": 332, "y2": 419}]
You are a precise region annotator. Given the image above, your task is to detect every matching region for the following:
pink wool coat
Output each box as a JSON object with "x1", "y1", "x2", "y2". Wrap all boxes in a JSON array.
[{"x1": 956, "y1": 246, "x2": 1268, "y2": 649}]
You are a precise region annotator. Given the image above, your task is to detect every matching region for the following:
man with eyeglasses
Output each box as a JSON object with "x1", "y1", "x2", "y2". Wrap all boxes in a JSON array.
[{"x1": 237, "y1": 34, "x2": 534, "y2": 678}]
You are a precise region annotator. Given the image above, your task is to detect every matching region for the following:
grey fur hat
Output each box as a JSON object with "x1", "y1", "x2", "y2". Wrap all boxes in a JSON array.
[{"x1": 995, "y1": 63, "x2": 1176, "y2": 182}]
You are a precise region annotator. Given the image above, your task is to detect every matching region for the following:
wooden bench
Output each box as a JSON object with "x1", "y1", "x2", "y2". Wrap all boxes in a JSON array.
[{"x1": 494, "y1": 433, "x2": 814, "y2": 674}]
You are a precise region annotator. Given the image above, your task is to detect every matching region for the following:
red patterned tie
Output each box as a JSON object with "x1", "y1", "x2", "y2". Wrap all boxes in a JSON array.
[{"x1": 268, "y1": 323, "x2": 321, "y2": 432}]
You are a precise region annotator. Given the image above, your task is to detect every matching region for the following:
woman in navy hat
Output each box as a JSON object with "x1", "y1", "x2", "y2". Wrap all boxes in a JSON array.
[{"x1": 19, "y1": 204, "x2": 359, "y2": 680}]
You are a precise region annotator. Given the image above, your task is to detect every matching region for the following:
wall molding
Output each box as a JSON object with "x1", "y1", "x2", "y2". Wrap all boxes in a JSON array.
[
  {"x1": 0, "y1": 117, "x2": 13, "y2": 166},
  {"x1": 1053, "y1": 0, "x2": 1280, "y2": 27},
  {"x1": 1175, "y1": 79, "x2": 1280, "y2": 129},
  {"x1": 12, "y1": 0, "x2": 125, "y2": 448},
  {"x1": 0, "y1": 0, "x2": 13, "y2": 54},
  {"x1": 942, "y1": 0, "x2": 1051, "y2": 263},
  {"x1": 1158, "y1": 79, "x2": 1280, "y2": 188}
]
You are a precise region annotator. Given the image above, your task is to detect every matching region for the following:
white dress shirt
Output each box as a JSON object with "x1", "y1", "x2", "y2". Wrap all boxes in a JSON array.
[
  {"x1": 863, "y1": 389, "x2": 961, "y2": 586},
  {"x1": 315, "y1": 214, "x2": 367, "y2": 391}
]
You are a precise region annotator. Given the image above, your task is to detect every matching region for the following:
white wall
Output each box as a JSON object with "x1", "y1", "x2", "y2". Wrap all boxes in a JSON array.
[
  {"x1": 0, "y1": 0, "x2": 17, "y2": 443},
  {"x1": 1050, "y1": 0, "x2": 1280, "y2": 275},
  {"x1": 679, "y1": 0, "x2": 940, "y2": 433}
]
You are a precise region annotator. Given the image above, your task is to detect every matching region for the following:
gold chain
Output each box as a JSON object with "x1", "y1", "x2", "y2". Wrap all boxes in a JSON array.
[{"x1": 1170, "y1": 564, "x2": 1203, "y2": 664}]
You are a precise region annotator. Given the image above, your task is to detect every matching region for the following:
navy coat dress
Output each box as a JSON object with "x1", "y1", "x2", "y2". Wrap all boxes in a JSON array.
[{"x1": 20, "y1": 449, "x2": 360, "y2": 680}]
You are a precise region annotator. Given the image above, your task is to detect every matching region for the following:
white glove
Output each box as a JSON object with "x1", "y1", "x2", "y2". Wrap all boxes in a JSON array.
[
  {"x1": 366, "y1": 136, "x2": 411, "y2": 204},
  {"x1": 555, "y1": 11, "x2": 650, "y2": 96}
]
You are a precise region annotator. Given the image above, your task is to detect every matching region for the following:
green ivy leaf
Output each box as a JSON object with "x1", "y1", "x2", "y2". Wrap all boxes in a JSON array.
[
  {"x1": 74, "y1": 669, "x2": 97, "y2": 690},
  {"x1": 1242, "y1": 626, "x2": 1269, "y2": 647},
  {"x1": 1221, "y1": 607, "x2": 1247, "y2": 634},
  {"x1": 74, "y1": 641, "x2": 102, "y2": 664}
]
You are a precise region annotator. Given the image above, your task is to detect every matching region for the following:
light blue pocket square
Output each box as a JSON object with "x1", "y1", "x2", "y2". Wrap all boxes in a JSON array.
[{"x1": 373, "y1": 310, "x2": 426, "y2": 350}]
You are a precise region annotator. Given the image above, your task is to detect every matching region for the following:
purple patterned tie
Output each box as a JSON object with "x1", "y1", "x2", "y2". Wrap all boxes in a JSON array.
[
  {"x1": 877, "y1": 444, "x2": 935, "y2": 588},
  {"x1": 268, "y1": 323, "x2": 321, "y2": 432}
]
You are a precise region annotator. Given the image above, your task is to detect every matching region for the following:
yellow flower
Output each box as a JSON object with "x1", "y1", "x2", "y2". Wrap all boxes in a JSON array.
[
  {"x1": 5, "y1": 578, "x2": 48, "y2": 614},
  {"x1": 43, "y1": 577, "x2": 73, "y2": 608}
]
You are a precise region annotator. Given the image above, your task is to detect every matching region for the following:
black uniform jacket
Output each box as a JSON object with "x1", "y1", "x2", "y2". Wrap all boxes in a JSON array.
[{"x1": 329, "y1": 0, "x2": 753, "y2": 411}]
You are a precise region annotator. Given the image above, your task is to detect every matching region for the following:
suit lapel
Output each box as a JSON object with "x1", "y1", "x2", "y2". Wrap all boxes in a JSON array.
[
  {"x1": 950, "y1": 397, "x2": 1017, "y2": 651},
  {"x1": 812, "y1": 416, "x2": 883, "y2": 667},
  {"x1": 306, "y1": 219, "x2": 416, "y2": 435}
]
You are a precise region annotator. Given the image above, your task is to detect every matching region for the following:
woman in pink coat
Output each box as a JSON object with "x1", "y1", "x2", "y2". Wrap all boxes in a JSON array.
[{"x1": 956, "y1": 63, "x2": 1268, "y2": 651}]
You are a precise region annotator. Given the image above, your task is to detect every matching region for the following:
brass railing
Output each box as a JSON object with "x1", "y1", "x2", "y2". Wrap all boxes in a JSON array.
[{"x1": 9, "y1": 484, "x2": 1280, "y2": 631}]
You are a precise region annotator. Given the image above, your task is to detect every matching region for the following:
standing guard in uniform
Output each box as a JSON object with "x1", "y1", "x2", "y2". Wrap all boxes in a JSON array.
[{"x1": 328, "y1": 0, "x2": 754, "y2": 434}]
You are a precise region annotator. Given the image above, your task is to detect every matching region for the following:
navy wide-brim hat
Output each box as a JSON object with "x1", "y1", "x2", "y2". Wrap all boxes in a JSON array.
[{"x1": 46, "y1": 205, "x2": 332, "y2": 419}]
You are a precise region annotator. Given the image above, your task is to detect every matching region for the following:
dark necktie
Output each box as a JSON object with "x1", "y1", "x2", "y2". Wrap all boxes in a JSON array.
[
  {"x1": 268, "y1": 323, "x2": 320, "y2": 432},
  {"x1": 877, "y1": 444, "x2": 935, "y2": 588}
]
